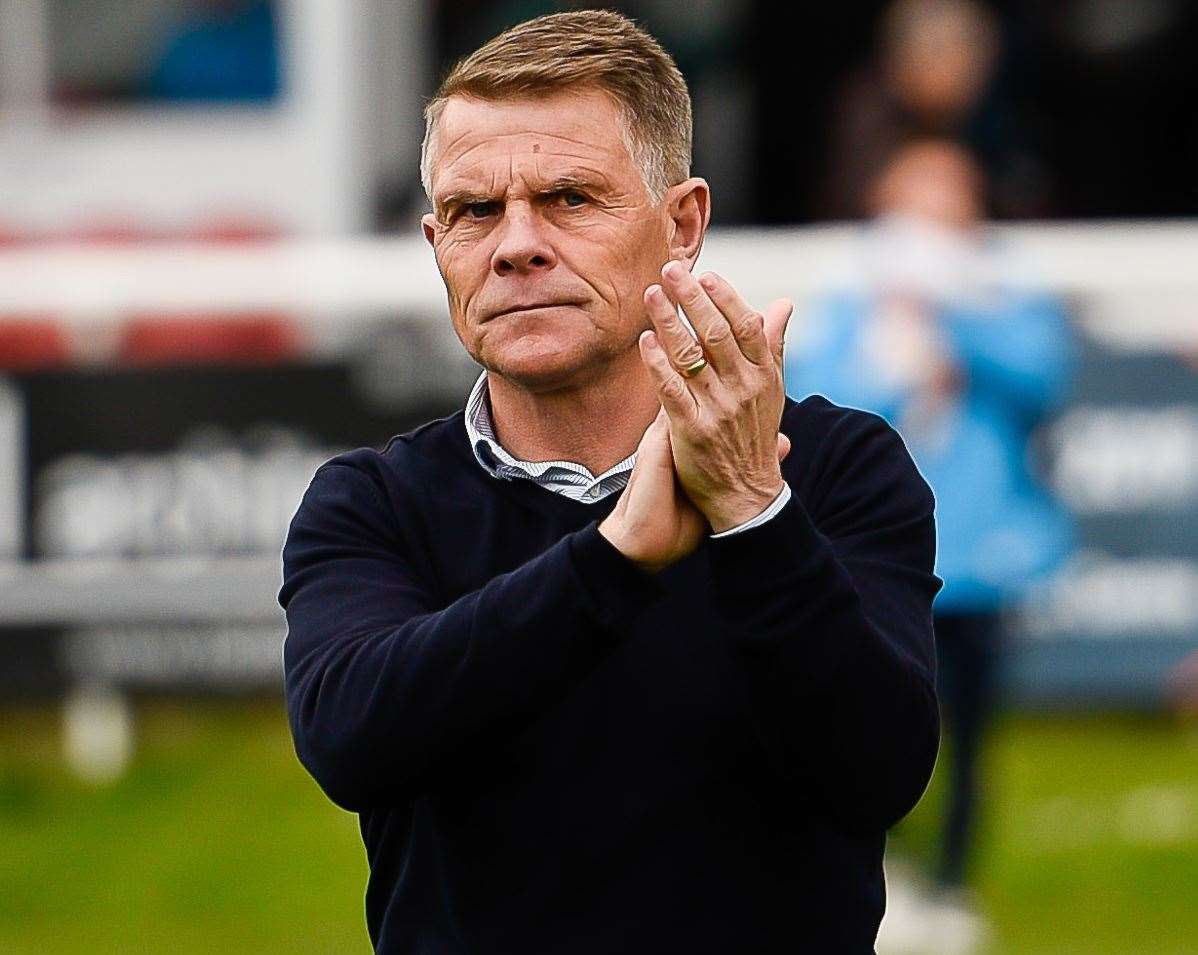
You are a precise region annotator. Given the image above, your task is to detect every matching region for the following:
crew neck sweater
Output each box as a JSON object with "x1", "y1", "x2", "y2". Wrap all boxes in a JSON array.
[{"x1": 279, "y1": 393, "x2": 943, "y2": 954}]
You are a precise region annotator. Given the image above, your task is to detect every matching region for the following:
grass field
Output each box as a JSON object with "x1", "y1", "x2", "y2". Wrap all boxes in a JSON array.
[
  {"x1": 1, "y1": 700, "x2": 1196, "y2": 954},
  {"x1": 891, "y1": 712, "x2": 1198, "y2": 955}
]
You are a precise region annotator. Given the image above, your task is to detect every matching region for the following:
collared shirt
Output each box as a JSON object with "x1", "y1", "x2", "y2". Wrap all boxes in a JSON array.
[{"x1": 464, "y1": 371, "x2": 791, "y2": 537}]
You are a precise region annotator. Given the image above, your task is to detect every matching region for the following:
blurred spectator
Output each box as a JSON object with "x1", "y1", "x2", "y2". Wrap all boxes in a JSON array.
[
  {"x1": 821, "y1": 0, "x2": 1048, "y2": 220},
  {"x1": 145, "y1": 0, "x2": 280, "y2": 102},
  {"x1": 786, "y1": 139, "x2": 1076, "y2": 933}
]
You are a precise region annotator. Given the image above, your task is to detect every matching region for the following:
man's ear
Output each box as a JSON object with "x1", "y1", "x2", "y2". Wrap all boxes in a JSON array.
[
  {"x1": 422, "y1": 213, "x2": 437, "y2": 246},
  {"x1": 666, "y1": 177, "x2": 711, "y2": 269}
]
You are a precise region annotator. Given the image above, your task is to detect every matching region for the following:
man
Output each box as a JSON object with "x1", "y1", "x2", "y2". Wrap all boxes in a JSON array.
[{"x1": 280, "y1": 10, "x2": 942, "y2": 953}]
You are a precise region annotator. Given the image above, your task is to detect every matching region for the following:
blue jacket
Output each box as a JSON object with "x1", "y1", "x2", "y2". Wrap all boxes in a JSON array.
[{"x1": 786, "y1": 284, "x2": 1076, "y2": 613}]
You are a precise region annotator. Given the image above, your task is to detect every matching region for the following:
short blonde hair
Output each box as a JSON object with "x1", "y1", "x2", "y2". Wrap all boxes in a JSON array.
[{"x1": 420, "y1": 9, "x2": 691, "y2": 203}]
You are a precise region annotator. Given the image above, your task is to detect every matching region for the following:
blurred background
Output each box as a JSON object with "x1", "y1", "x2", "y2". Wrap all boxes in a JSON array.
[{"x1": 0, "y1": 1, "x2": 1196, "y2": 953}]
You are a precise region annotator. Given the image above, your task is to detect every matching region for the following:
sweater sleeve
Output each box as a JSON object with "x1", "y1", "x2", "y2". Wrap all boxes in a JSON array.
[
  {"x1": 279, "y1": 460, "x2": 663, "y2": 811},
  {"x1": 707, "y1": 409, "x2": 943, "y2": 833}
]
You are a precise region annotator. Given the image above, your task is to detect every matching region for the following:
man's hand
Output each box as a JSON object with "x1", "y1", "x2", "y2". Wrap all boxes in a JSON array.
[
  {"x1": 599, "y1": 410, "x2": 706, "y2": 574},
  {"x1": 640, "y1": 261, "x2": 793, "y2": 534},
  {"x1": 599, "y1": 406, "x2": 793, "y2": 573}
]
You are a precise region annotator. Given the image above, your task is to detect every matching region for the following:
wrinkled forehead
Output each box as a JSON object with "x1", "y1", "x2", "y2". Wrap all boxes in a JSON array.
[{"x1": 427, "y1": 90, "x2": 639, "y2": 196}]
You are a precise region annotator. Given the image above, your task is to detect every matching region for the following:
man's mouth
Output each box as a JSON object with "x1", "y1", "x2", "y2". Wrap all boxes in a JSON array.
[{"x1": 486, "y1": 302, "x2": 584, "y2": 321}]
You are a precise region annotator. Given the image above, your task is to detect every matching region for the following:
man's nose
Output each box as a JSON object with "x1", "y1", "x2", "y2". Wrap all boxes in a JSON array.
[{"x1": 490, "y1": 206, "x2": 557, "y2": 276}]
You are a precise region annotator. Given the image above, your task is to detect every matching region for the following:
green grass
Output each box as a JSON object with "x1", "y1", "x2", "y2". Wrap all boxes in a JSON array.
[
  {"x1": 1, "y1": 701, "x2": 1196, "y2": 953},
  {"x1": 0, "y1": 700, "x2": 369, "y2": 954},
  {"x1": 890, "y1": 712, "x2": 1198, "y2": 955}
]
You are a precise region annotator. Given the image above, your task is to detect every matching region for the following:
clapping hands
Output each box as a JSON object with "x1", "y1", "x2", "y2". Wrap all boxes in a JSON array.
[{"x1": 600, "y1": 262, "x2": 793, "y2": 571}]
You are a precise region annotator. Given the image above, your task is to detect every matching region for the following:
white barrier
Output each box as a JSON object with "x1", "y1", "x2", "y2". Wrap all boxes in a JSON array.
[{"x1": 0, "y1": 223, "x2": 1194, "y2": 348}]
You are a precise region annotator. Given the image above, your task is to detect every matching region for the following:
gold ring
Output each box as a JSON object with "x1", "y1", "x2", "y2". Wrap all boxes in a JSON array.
[{"x1": 681, "y1": 356, "x2": 708, "y2": 378}]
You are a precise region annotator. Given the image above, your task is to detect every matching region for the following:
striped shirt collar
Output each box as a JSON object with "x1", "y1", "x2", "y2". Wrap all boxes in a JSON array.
[{"x1": 464, "y1": 371, "x2": 635, "y2": 503}]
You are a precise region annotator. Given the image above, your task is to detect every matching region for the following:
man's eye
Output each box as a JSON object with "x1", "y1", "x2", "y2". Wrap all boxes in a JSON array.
[
  {"x1": 560, "y1": 191, "x2": 587, "y2": 208},
  {"x1": 466, "y1": 202, "x2": 499, "y2": 219}
]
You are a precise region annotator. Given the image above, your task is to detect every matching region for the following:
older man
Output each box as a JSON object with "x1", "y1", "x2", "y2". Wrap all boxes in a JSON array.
[{"x1": 280, "y1": 10, "x2": 942, "y2": 954}]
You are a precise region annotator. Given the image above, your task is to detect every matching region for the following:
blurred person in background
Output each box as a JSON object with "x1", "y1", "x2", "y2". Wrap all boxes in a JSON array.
[
  {"x1": 787, "y1": 138, "x2": 1076, "y2": 947},
  {"x1": 822, "y1": 0, "x2": 1049, "y2": 220}
]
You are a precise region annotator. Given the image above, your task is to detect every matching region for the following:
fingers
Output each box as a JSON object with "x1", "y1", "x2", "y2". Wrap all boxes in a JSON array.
[
  {"x1": 660, "y1": 260, "x2": 741, "y2": 374},
  {"x1": 639, "y1": 330, "x2": 698, "y2": 422},
  {"x1": 695, "y1": 271, "x2": 772, "y2": 366},
  {"x1": 643, "y1": 285, "x2": 705, "y2": 375}
]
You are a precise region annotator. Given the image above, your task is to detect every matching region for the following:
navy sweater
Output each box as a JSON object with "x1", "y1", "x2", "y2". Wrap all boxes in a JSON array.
[{"x1": 279, "y1": 394, "x2": 943, "y2": 954}]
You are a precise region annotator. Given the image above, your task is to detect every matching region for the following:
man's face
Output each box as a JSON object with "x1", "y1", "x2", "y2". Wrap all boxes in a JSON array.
[{"x1": 422, "y1": 89, "x2": 673, "y2": 391}]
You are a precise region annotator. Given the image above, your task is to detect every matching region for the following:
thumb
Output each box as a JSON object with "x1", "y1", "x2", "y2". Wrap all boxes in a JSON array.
[
  {"x1": 763, "y1": 298, "x2": 793, "y2": 368},
  {"x1": 636, "y1": 409, "x2": 673, "y2": 470},
  {"x1": 776, "y1": 432, "x2": 791, "y2": 462}
]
